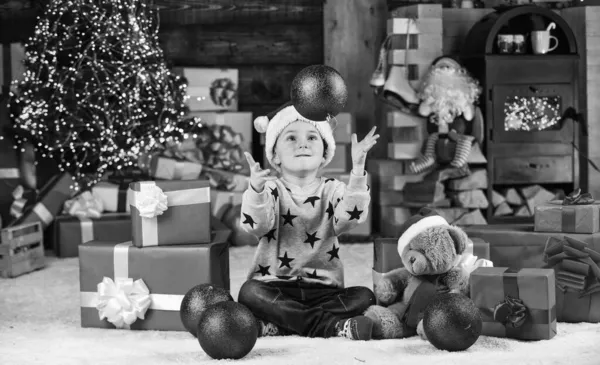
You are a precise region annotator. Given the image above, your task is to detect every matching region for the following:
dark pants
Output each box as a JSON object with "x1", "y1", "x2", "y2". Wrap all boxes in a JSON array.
[{"x1": 238, "y1": 279, "x2": 375, "y2": 338}]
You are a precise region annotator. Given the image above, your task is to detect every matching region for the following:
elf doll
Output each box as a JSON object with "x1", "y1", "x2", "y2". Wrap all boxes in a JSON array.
[{"x1": 408, "y1": 57, "x2": 482, "y2": 174}]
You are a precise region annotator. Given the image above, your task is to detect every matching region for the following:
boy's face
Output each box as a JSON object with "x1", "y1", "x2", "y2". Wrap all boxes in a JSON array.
[{"x1": 273, "y1": 121, "x2": 325, "y2": 175}]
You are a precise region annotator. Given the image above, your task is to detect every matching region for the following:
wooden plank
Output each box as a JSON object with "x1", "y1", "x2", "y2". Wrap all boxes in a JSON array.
[
  {"x1": 389, "y1": 34, "x2": 443, "y2": 50},
  {"x1": 324, "y1": 0, "x2": 388, "y2": 159},
  {"x1": 388, "y1": 49, "x2": 442, "y2": 65},
  {"x1": 159, "y1": 23, "x2": 323, "y2": 65},
  {"x1": 237, "y1": 65, "x2": 306, "y2": 106},
  {"x1": 387, "y1": 142, "x2": 422, "y2": 160},
  {"x1": 387, "y1": 18, "x2": 442, "y2": 35},
  {"x1": 156, "y1": 0, "x2": 324, "y2": 26},
  {"x1": 390, "y1": 4, "x2": 442, "y2": 19}
]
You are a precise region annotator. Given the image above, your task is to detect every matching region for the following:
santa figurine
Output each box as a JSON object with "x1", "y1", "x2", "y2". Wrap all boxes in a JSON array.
[{"x1": 408, "y1": 57, "x2": 482, "y2": 174}]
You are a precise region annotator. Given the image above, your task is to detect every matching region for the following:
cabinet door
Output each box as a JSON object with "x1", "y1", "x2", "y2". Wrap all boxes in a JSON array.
[{"x1": 491, "y1": 84, "x2": 574, "y2": 143}]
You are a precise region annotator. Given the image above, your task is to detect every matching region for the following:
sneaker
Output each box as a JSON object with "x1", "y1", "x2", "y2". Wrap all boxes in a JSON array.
[
  {"x1": 258, "y1": 320, "x2": 280, "y2": 337},
  {"x1": 336, "y1": 315, "x2": 373, "y2": 341}
]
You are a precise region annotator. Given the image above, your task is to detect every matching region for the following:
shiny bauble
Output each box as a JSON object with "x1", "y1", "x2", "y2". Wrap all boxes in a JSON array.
[
  {"x1": 221, "y1": 205, "x2": 258, "y2": 247},
  {"x1": 290, "y1": 65, "x2": 348, "y2": 121},
  {"x1": 180, "y1": 284, "x2": 233, "y2": 337},
  {"x1": 423, "y1": 293, "x2": 482, "y2": 352},
  {"x1": 197, "y1": 301, "x2": 258, "y2": 360}
]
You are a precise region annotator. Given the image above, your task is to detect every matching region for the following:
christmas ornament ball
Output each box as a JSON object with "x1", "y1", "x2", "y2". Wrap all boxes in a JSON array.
[
  {"x1": 423, "y1": 293, "x2": 482, "y2": 352},
  {"x1": 180, "y1": 284, "x2": 233, "y2": 337},
  {"x1": 197, "y1": 301, "x2": 258, "y2": 360},
  {"x1": 290, "y1": 64, "x2": 348, "y2": 121}
]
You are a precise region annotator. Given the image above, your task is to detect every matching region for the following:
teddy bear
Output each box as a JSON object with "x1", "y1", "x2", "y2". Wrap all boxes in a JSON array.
[
  {"x1": 364, "y1": 207, "x2": 492, "y2": 340},
  {"x1": 408, "y1": 56, "x2": 483, "y2": 174}
]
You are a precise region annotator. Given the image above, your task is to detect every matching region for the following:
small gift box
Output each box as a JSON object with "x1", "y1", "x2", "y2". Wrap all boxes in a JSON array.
[
  {"x1": 129, "y1": 180, "x2": 211, "y2": 247},
  {"x1": 11, "y1": 173, "x2": 73, "y2": 229},
  {"x1": 543, "y1": 236, "x2": 600, "y2": 323},
  {"x1": 138, "y1": 153, "x2": 202, "y2": 181},
  {"x1": 175, "y1": 67, "x2": 239, "y2": 112},
  {"x1": 9, "y1": 185, "x2": 38, "y2": 221},
  {"x1": 470, "y1": 267, "x2": 557, "y2": 340},
  {"x1": 91, "y1": 181, "x2": 132, "y2": 213},
  {"x1": 78, "y1": 219, "x2": 231, "y2": 331},
  {"x1": 535, "y1": 189, "x2": 600, "y2": 234},
  {"x1": 53, "y1": 213, "x2": 132, "y2": 258}
]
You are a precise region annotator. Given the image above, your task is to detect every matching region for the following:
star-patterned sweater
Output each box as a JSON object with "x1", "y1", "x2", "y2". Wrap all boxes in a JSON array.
[{"x1": 240, "y1": 172, "x2": 371, "y2": 288}]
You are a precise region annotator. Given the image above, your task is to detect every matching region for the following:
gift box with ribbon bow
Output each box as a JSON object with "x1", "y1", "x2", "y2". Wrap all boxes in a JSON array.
[
  {"x1": 128, "y1": 179, "x2": 211, "y2": 247},
  {"x1": 10, "y1": 173, "x2": 73, "y2": 233},
  {"x1": 138, "y1": 153, "x2": 203, "y2": 181},
  {"x1": 543, "y1": 236, "x2": 600, "y2": 323},
  {"x1": 535, "y1": 189, "x2": 600, "y2": 234},
  {"x1": 78, "y1": 219, "x2": 231, "y2": 331},
  {"x1": 52, "y1": 212, "x2": 132, "y2": 258},
  {"x1": 470, "y1": 267, "x2": 557, "y2": 340}
]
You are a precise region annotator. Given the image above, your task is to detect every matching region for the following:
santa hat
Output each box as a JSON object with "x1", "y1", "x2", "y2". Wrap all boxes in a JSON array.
[
  {"x1": 397, "y1": 208, "x2": 450, "y2": 258},
  {"x1": 254, "y1": 101, "x2": 336, "y2": 171}
]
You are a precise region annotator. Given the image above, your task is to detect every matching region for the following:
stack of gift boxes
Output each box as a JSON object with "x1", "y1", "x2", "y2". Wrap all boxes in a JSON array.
[
  {"x1": 373, "y1": 189, "x2": 600, "y2": 342},
  {"x1": 79, "y1": 178, "x2": 231, "y2": 331}
]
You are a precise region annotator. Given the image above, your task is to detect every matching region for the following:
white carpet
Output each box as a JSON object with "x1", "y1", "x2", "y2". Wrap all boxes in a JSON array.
[{"x1": 1, "y1": 244, "x2": 600, "y2": 365}]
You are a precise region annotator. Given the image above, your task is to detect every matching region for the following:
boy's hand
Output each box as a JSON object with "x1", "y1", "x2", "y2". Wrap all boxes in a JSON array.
[
  {"x1": 244, "y1": 152, "x2": 277, "y2": 193},
  {"x1": 351, "y1": 126, "x2": 379, "y2": 173}
]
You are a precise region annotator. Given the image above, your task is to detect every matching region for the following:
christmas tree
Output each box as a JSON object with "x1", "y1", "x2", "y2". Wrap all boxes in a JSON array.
[{"x1": 9, "y1": 0, "x2": 189, "y2": 191}]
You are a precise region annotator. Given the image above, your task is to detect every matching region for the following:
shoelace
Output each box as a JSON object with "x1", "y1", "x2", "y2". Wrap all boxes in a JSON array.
[{"x1": 262, "y1": 322, "x2": 279, "y2": 336}]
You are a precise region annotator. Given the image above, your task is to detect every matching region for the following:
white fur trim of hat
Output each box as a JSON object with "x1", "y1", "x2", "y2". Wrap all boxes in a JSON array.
[
  {"x1": 397, "y1": 214, "x2": 449, "y2": 258},
  {"x1": 254, "y1": 103, "x2": 336, "y2": 171}
]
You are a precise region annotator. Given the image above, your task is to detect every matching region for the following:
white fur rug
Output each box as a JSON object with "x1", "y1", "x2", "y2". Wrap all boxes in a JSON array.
[{"x1": 1, "y1": 244, "x2": 600, "y2": 365}]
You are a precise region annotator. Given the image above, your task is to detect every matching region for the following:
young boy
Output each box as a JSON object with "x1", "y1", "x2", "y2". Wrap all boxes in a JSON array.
[{"x1": 237, "y1": 103, "x2": 379, "y2": 341}]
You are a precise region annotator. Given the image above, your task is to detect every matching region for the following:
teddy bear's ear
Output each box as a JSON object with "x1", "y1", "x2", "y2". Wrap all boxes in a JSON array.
[{"x1": 446, "y1": 226, "x2": 469, "y2": 254}]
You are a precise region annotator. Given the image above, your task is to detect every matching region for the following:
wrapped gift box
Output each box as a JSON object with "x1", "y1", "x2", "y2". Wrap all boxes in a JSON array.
[
  {"x1": 129, "y1": 180, "x2": 211, "y2": 247},
  {"x1": 0, "y1": 222, "x2": 45, "y2": 278},
  {"x1": 91, "y1": 181, "x2": 132, "y2": 213},
  {"x1": 0, "y1": 146, "x2": 20, "y2": 226},
  {"x1": 188, "y1": 112, "x2": 253, "y2": 152},
  {"x1": 534, "y1": 200, "x2": 600, "y2": 234},
  {"x1": 462, "y1": 224, "x2": 600, "y2": 269},
  {"x1": 11, "y1": 173, "x2": 73, "y2": 230},
  {"x1": 543, "y1": 236, "x2": 600, "y2": 323},
  {"x1": 470, "y1": 267, "x2": 556, "y2": 340},
  {"x1": 79, "y1": 220, "x2": 231, "y2": 331},
  {"x1": 139, "y1": 154, "x2": 202, "y2": 181},
  {"x1": 175, "y1": 67, "x2": 238, "y2": 112},
  {"x1": 52, "y1": 213, "x2": 132, "y2": 258}
]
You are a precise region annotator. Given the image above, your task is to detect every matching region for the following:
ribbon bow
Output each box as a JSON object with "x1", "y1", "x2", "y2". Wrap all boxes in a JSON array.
[
  {"x1": 96, "y1": 277, "x2": 152, "y2": 329},
  {"x1": 493, "y1": 295, "x2": 528, "y2": 328},
  {"x1": 10, "y1": 185, "x2": 27, "y2": 219},
  {"x1": 133, "y1": 184, "x2": 168, "y2": 218},
  {"x1": 455, "y1": 252, "x2": 494, "y2": 275},
  {"x1": 543, "y1": 236, "x2": 600, "y2": 297},
  {"x1": 63, "y1": 191, "x2": 104, "y2": 219},
  {"x1": 563, "y1": 188, "x2": 595, "y2": 206}
]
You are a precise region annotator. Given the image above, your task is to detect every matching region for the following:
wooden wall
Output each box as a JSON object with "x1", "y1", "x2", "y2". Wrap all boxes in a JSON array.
[{"x1": 157, "y1": 0, "x2": 324, "y2": 161}]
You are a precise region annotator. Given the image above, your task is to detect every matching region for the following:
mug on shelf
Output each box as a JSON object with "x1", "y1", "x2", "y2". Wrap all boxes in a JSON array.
[{"x1": 531, "y1": 22, "x2": 559, "y2": 54}]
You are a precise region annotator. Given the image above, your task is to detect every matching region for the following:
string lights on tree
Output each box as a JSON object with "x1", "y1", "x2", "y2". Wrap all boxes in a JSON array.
[{"x1": 9, "y1": 0, "x2": 192, "y2": 191}]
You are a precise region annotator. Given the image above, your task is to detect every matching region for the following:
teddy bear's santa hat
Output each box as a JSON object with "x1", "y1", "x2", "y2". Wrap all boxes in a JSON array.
[{"x1": 397, "y1": 208, "x2": 449, "y2": 257}]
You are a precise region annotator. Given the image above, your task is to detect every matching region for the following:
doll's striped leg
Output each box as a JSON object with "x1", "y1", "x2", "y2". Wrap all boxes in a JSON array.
[
  {"x1": 408, "y1": 132, "x2": 439, "y2": 174},
  {"x1": 450, "y1": 134, "x2": 474, "y2": 168}
]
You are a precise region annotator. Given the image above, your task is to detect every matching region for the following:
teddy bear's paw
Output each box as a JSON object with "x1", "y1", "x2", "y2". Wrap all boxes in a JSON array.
[
  {"x1": 374, "y1": 279, "x2": 397, "y2": 305},
  {"x1": 416, "y1": 320, "x2": 428, "y2": 341},
  {"x1": 364, "y1": 305, "x2": 404, "y2": 339}
]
